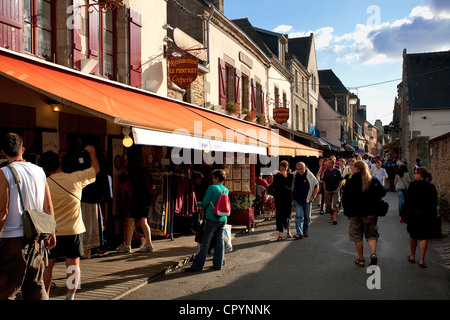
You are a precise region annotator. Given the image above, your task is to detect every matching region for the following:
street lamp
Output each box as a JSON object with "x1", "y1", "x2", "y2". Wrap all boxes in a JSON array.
[{"x1": 122, "y1": 127, "x2": 133, "y2": 148}]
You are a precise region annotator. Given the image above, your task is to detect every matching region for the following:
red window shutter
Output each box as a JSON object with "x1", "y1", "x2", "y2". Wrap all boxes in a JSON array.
[
  {"x1": 129, "y1": 8, "x2": 142, "y2": 88},
  {"x1": 218, "y1": 58, "x2": 226, "y2": 107},
  {"x1": 0, "y1": 0, "x2": 22, "y2": 52},
  {"x1": 234, "y1": 68, "x2": 241, "y2": 107},
  {"x1": 72, "y1": 0, "x2": 82, "y2": 70},
  {"x1": 88, "y1": 0, "x2": 99, "y2": 74},
  {"x1": 260, "y1": 85, "x2": 265, "y2": 115},
  {"x1": 251, "y1": 78, "x2": 257, "y2": 112}
]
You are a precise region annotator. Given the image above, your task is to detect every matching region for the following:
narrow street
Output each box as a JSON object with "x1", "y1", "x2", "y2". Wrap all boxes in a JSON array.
[{"x1": 121, "y1": 191, "x2": 450, "y2": 300}]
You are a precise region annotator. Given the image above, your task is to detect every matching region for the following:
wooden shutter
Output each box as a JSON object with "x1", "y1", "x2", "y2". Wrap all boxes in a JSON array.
[
  {"x1": 129, "y1": 8, "x2": 142, "y2": 88},
  {"x1": 260, "y1": 85, "x2": 265, "y2": 115},
  {"x1": 72, "y1": 0, "x2": 82, "y2": 70},
  {"x1": 218, "y1": 58, "x2": 226, "y2": 107},
  {"x1": 234, "y1": 68, "x2": 241, "y2": 107},
  {"x1": 251, "y1": 78, "x2": 257, "y2": 112},
  {"x1": 0, "y1": 0, "x2": 22, "y2": 52},
  {"x1": 88, "y1": 0, "x2": 99, "y2": 74}
]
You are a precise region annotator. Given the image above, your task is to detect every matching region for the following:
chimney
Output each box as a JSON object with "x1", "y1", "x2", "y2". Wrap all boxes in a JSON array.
[{"x1": 206, "y1": 0, "x2": 224, "y2": 14}]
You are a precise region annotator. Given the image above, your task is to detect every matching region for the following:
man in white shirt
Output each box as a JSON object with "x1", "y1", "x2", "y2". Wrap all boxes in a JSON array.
[
  {"x1": 372, "y1": 161, "x2": 388, "y2": 187},
  {"x1": 0, "y1": 133, "x2": 55, "y2": 300}
]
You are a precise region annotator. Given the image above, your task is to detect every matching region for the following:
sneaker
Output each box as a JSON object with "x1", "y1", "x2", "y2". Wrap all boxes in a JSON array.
[
  {"x1": 139, "y1": 244, "x2": 154, "y2": 252},
  {"x1": 116, "y1": 244, "x2": 131, "y2": 253}
]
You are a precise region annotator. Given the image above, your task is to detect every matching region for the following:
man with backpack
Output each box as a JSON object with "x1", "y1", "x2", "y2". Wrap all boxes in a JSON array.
[{"x1": 186, "y1": 169, "x2": 229, "y2": 272}]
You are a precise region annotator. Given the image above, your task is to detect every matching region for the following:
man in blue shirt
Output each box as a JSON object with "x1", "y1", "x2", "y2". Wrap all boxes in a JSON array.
[{"x1": 292, "y1": 162, "x2": 319, "y2": 239}]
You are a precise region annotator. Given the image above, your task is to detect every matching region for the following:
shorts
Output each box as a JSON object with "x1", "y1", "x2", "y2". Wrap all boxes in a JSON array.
[
  {"x1": 324, "y1": 190, "x2": 340, "y2": 213},
  {"x1": 348, "y1": 216, "x2": 379, "y2": 242},
  {"x1": 49, "y1": 234, "x2": 84, "y2": 259},
  {"x1": 128, "y1": 203, "x2": 151, "y2": 219}
]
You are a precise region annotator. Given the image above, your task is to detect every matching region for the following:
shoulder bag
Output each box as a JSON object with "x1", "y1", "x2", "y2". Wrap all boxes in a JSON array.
[{"x1": 7, "y1": 165, "x2": 57, "y2": 242}]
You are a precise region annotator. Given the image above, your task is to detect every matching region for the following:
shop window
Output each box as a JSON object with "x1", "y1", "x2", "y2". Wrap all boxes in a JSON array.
[{"x1": 23, "y1": 0, "x2": 54, "y2": 61}]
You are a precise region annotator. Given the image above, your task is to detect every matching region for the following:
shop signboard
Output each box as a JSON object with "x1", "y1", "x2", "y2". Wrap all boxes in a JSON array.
[
  {"x1": 273, "y1": 107, "x2": 290, "y2": 124},
  {"x1": 168, "y1": 56, "x2": 199, "y2": 89}
]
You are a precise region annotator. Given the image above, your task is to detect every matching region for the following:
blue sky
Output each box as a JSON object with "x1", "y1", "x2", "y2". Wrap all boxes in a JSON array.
[{"x1": 224, "y1": 0, "x2": 450, "y2": 125}]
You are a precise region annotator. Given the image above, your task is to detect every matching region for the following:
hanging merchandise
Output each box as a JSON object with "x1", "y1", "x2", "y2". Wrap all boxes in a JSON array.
[
  {"x1": 148, "y1": 173, "x2": 171, "y2": 237},
  {"x1": 174, "y1": 174, "x2": 198, "y2": 217}
]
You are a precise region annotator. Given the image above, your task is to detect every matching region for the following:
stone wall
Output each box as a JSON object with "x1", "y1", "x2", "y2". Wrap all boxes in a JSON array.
[
  {"x1": 408, "y1": 136, "x2": 430, "y2": 174},
  {"x1": 429, "y1": 132, "x2": 450, "y2": 220}
]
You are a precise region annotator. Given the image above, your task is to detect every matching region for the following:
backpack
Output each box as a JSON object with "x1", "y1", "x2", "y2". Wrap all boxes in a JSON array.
[{"x1": 210, "y1": 186, "x2": 231, "y2": 217}]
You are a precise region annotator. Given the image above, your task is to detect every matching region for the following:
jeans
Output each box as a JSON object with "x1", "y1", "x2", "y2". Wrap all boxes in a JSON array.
[
  {"x1": 294, "y1": 200, "x2": 312, "y2": 236},
  {"x1": 191, "y1": 218, "x2": 225, "y2": 270},
  {"x1": 397, "y1": 190, "x2": 405, "y2": 213}
]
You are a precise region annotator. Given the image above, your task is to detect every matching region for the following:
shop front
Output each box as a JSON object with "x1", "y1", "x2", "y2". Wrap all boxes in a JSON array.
[{"x1": 0, "y1": 48, "x2": 322, "y2": 253}]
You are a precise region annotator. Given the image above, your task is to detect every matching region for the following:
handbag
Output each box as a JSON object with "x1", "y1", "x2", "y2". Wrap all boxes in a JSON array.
[
  {"x1": 376, "y1": 199, "x2": 389, "y2": 217},
  {"x1": 7, "y1": 165, "x2": 57, "y2": 242}
]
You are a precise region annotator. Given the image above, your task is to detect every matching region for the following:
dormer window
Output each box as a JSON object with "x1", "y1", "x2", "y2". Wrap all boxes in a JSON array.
[{"x1": 279, "y1": 37, "x2": 288, "y2": 64}]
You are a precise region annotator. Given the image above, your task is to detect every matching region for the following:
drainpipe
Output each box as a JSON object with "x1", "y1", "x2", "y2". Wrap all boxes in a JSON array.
[
  {"x1": 307, "y1": 76, "x2": 310, "y2": 134},
  {"x1": 205, "y1": 4, "x2": 215, "y2": 69},
  {"x1": 289, "y1": 60, "x2": 294, "y2": 131}
]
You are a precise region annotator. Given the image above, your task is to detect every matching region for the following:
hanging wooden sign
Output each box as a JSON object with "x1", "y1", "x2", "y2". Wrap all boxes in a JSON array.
[
  {"x1": 168, "y1": 56, "x2": 199, "y2": 89},
  {"x1": 273, "y1": 107, "x2": 290, "y2": 124}
]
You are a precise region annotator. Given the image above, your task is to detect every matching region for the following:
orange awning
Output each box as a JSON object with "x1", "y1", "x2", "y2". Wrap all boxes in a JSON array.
[
  {"x1": 0, "y1": 49, "x2": 321, "y2": 157},
  {"x1": 184, "y1": 106, "x2": 322, "y2": 157}
]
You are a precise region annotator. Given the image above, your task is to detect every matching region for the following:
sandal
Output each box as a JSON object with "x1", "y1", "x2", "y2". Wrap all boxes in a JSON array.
[
  {"x1": 276, "y1": 235, "x2": 282, "y2": 241},
  {"x1": 407, "y1": 255, "x2": 416, "y2": 263},
  {"x1": 369, "y1": 254, "x2": 378, "y2": 266},
  {"x1": 355, "y1": 258, "x2": 365, "y2": 267},
  {"x1": 419, "y1": 262, "x2": 427, "y2": 268}
]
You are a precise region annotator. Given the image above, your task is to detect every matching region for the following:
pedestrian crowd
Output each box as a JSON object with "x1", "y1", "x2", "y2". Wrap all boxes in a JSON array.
[
  {"x1": 264, "y1": 153, "x2": 440, "y2": 271},
  {"x1": 0, "y1": 132, "x2": 441, "y2": 300}
]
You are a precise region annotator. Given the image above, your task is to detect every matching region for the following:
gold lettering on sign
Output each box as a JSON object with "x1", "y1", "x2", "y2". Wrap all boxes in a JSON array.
[{"x1": 169, "y1": 57, "x2": 199, "y2": 89}]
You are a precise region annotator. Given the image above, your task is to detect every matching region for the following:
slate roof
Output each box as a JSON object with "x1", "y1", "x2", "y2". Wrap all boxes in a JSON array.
[
  {"x1": 288, "y1": 36, "x2": 312, "y2": 68},
  {"x1": 318, "y1": 69, "x2": 348, "y2": 93},
  {"x1": 231, "y1": 18, "x2": 273, "y2": 57},
  {"x1": 406, "y1": 50, "x2": 450, "y2": 110}
]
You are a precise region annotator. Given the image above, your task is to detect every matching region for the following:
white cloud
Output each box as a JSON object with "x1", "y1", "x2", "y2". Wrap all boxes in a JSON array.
[
  {"x1": 410, "y1": 6, "x2": 434, "y2": 19},
  {"x1": 287, "y1": 26, "x2": 335, "y2": 50},
  {"x1": 334, "y1": 0, "x2": 450, "y2": 65},
  {"x1": 273, "y1": 25, "x2": 293, "y2": 33},
  {"x1": 277, "y1": 0, "x2": 450, "y2": 66}
]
